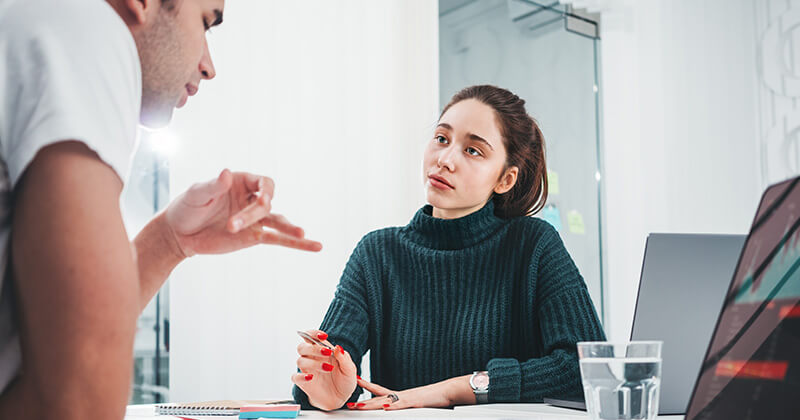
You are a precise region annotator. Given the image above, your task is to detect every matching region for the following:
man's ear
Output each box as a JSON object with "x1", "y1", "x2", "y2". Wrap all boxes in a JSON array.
[
  {"x1": 494, "y1": 166, "x2": 518, "y2": 195},
  {"x1": 120, "y1": 0, "x2": 158, "y2": 26}
]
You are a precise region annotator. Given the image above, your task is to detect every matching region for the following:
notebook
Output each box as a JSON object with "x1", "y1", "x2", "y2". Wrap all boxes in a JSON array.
[{"x1": 154, "y1": 400, "x2": 294, "y2": 416}]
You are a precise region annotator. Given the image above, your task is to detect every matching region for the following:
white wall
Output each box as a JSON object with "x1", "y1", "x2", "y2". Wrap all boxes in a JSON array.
[
  {"x1": 596, "y1": 0, "x2": 762, "y2": 339},
  {"x1": 166, "y1": 0, "x2": 439, "y2": 401}
]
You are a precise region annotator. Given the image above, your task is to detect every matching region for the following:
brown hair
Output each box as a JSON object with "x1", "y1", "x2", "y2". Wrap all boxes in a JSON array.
[{"x1": 440, "y1": 85, "x2": 548, "y2": 218}]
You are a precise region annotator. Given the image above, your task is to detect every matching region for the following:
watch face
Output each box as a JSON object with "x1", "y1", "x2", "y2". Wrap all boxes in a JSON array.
[{"x1": 474, "y1": 373, "x2": 490, "y2": 388}]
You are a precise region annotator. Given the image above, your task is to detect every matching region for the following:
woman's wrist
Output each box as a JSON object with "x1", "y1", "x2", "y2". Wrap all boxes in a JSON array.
[{"x1": 445, "y1": 375, "x2": 477, "y2": 406}]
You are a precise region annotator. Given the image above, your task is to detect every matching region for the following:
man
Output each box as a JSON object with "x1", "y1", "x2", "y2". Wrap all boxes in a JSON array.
[{"x1": 0, "y1": 0, "x2": 322, "y2": 418}]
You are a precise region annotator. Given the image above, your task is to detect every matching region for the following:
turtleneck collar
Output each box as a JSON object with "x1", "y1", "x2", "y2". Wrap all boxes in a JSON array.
[{"x1": 402, "y1": 200, "x2": 507, "y2": 250}]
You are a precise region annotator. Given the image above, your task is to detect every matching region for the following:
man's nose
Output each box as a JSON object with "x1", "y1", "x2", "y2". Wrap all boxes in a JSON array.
[{"x1": 199, "y1": 37, "x2": 216, "y2": 80}]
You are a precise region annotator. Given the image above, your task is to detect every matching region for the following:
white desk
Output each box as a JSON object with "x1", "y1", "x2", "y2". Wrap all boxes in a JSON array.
[{"x1": 126, "y1": 403, "x2": 685, "y2": 420}]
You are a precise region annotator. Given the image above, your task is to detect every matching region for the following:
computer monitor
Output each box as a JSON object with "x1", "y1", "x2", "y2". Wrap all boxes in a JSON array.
[{"x1": 686, "y1": 176, "x2": 800, "y2": 420}]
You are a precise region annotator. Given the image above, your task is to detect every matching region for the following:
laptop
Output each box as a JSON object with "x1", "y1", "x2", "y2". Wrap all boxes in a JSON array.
[
  {"x1": 685, "y1": 176, "x2": 800, "y2": 419},
  {"x1": 631, "y1": 233, "x2": 746, "y2": 414},
  {"x1": 546, "y1": 233, "x2": 746, "y2": 414}
]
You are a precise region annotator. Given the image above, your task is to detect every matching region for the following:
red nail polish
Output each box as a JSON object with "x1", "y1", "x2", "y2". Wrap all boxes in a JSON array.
[
  {"x1": 305, "y1": 374, "x2": 313, "y2": 381},
  {"x1": 335, "y1": 345, "x2": 345, "y2": 355},
  {"x1": 317, "y1": 332, "x2": 328, "y2": 340},
  {"x1": 346, "y1": 403, "x2": 355, "y2": 409},
  {"x1": 321, "y1": 348, "x2": 332, "y2": 356},
  {"x1": 322, "y1": 362, "x2": 334, "y2": 372},
  {"x1": 383, "y1": 404, "x2": 390, "y2": 408},
  {"x1": 357, "y1": 375, "x2": 362, "y2": 380},
  {"x1": 357, "y1": 403, "x2": 365, "y2": 408}
]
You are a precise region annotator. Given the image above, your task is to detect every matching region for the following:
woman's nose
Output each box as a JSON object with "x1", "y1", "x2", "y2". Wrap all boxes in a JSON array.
[{"x1": 437, "y1": 148, "x2": 455, "y2": 171}]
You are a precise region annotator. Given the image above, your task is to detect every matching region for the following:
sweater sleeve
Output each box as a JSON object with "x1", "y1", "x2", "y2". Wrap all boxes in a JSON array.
[
  {"x1": 486, "y1": 224, "x2": 606, "y2": 403},
  {"x1": 292, "y1": 239, "x2": 372, "y2": 409}
]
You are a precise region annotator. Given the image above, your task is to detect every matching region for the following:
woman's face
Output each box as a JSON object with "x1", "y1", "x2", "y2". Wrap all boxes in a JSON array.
[{"x1": 423, "y1": 99, "x2": 517, "y2": 219}]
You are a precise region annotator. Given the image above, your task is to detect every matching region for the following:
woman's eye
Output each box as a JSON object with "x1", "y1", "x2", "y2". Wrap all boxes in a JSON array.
[
  {"x1": 466, "y1": 147, "x2": 481, "y2": 156},
  {"x1": 435, "y1": 135, "x2": 448, "y2": 144}
]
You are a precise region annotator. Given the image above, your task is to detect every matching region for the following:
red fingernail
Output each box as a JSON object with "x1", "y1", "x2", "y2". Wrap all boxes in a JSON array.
[
  {"x1": 322, "y1": 362, "x2": 334, "y2": 372},
  {"x1": 383, "y1": 404, "x2": 390, "y2": 408},
  {"x1": 321, "y1": 348, "x2": 332, "y2": 356},
  {"x1": 317, "y1": 332, "x2": 328, "y2": 340},
  {"x1": 357, "y1": 403, "x2": 365, "y2": 408},
  {"x1": 335, "y1": 345, "x2": 345, "y2": 355},
  {"x1": 357, "y1": 375, "x2": 362, "y2": 380},
  {"x1": 346, "y1": 403, "x2": 355, "y2": 409},
  {"x1": 305, "y1": 374, "x2": 313, "y2": 381}
]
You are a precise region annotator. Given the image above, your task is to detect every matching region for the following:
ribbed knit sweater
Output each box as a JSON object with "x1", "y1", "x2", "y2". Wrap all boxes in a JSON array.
[{"x1": 293, "y1": 201, "x2": 605, "y2": 408}]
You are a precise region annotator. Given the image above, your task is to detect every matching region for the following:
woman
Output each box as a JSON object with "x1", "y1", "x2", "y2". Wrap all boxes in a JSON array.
[{"x1": 291, "y1": 85, "x2": 605, "y2": 411}]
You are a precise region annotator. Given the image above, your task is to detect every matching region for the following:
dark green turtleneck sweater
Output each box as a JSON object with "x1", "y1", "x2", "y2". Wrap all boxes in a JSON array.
[{"x1": 293, "y1": 201, "x2": 605, "y2": 408}]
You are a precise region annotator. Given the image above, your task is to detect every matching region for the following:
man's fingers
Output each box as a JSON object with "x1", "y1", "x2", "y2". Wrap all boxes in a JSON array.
[
  {"x1": 259, "y1": 230, "x2": 322, "y2": 252},
  {"x1": 228, "y1": 192, "x2": 272, "y2": 233},
  {"x1": 241, "y1": 173, "x2": 275, "y2": 198},
  {"x1": 260, "y1": 214, "x2": 304, "y2": 238},
  {"x1": 184, "y1": 169, "x2": 233, "y2": 206}
]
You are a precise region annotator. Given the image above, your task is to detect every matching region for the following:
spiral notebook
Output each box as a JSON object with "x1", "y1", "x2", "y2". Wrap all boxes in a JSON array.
[{"x1": 155, "y1": 399, "x2": 294, "y2": 416}]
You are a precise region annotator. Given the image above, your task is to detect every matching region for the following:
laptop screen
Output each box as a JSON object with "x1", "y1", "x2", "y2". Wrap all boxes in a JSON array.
[{"x1": 686, "y1": 177, "x2": 800, "y2": 420}]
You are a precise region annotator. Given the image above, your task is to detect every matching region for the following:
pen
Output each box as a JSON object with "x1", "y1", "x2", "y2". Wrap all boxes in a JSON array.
[{"x1": 297, "y1": 330, "x2": 334, "y2": 350}]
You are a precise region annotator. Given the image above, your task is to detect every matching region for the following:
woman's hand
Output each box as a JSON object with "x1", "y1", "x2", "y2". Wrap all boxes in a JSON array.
[
  {"x1": 165, "y1": 169, "x2": 322, "y2": 258},
  {"x1": 291, "y1": 330, "x2": 357, "y2": 411},
  {"x1": 352, "y1": 375, "x2": 475, "y2": 411}
]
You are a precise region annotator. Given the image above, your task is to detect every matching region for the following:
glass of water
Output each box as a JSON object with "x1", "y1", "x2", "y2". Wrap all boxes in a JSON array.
[{"x1": 578, "y1": 341, "x2": 662, "y2": 420}]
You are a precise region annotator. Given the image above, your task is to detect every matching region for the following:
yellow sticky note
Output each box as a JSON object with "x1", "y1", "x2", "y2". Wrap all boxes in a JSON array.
[
  {"x1": 567, "y1": 210, "x2": 585, "y2": 235},
  {"x1": 548, "y1": 171, "x2": 560, "y2": 195}
]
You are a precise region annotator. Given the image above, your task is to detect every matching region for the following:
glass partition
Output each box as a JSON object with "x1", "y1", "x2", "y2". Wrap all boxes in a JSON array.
[
  {"x1": 439, "y1": 0, "x2": 605, "y2": 320},
  {"x1": 122, "y1": 129, "x2": 171, "y2": 403}
]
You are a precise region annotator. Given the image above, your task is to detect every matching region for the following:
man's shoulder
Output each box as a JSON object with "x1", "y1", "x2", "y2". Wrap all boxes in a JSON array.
[
  {"x1": 1, "y1": 0, "x2": 135, "y2": 61},
  {"x1": 0, "y1": 0, "x2": 141, "y2": 185},
  {"x1": 0, "y1": 0, "x2": 139, "y2": 78},
  {"x1": 2, "y1": 0, "x2": 123, "y2": 35}
]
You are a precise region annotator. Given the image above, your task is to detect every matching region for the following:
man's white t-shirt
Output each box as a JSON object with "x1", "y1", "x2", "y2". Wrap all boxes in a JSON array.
[{"x1": 0, "y1": 0, "x2": 141, "y2": 394}]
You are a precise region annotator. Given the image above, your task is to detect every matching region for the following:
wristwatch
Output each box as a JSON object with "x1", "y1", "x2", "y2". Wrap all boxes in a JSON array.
[{"x1": 470, "y1": 371, "x2": 490, "y2": 404}]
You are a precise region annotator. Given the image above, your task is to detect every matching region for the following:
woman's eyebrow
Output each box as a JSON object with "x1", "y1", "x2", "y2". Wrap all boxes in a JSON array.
[
  {"x1": 436, "y1": 123, "x2": 495, "y2": 151},
  {"x1": 468, "y1": 133, "x2": 494, "y2": 151}
]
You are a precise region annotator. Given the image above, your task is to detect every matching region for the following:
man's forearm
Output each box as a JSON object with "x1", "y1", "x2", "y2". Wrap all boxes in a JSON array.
[{"x1": 133, "y1": 211, "x2": 186, "y2": 310}]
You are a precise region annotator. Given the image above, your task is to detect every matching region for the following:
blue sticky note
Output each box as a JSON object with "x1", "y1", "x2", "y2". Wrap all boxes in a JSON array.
[
  {"x1": 541, "y1": 206, "x2": 562, "y2": 231},
  {"x1": 239, "y1": 404, "x2": 300, "y2": 419}
]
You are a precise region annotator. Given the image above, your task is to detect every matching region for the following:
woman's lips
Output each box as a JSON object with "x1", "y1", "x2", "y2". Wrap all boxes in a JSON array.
[{"x1": 428, "y1": 175, "x2": 454, "y2": 190}]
